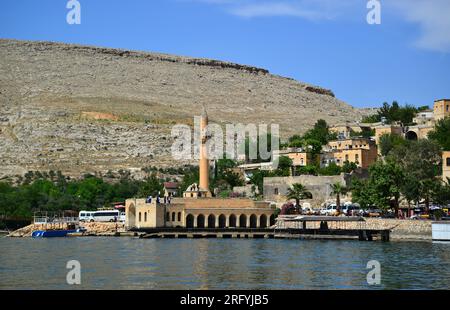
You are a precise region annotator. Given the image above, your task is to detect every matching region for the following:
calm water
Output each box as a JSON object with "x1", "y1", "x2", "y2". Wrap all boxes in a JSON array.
[{"x1": 0, "y1": 237, "x2": 449, "y2": 290}]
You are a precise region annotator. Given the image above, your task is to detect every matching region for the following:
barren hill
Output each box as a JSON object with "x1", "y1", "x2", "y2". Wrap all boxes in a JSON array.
[{"x1": 0, "y1": 39, "x2": 367, "y2": 179}]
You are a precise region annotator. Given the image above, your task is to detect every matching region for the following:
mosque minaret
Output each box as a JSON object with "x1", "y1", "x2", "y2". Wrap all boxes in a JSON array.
[{"x1": 199, "y1": 105, "x2": 211, "y2": 196}]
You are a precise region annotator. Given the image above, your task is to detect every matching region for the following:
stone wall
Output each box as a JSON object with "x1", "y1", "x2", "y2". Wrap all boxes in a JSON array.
[
  {"x1": 263, "y1": 175, "x2": 349, "y2": 207},
  {"x1": 277, "y1": 218, "x2": 432, "y2": 241}
]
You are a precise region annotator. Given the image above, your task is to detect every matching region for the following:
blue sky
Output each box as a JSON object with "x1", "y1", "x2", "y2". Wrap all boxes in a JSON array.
[{"x1": 1, "y1": 0, "x2": 449, "y2": 108}]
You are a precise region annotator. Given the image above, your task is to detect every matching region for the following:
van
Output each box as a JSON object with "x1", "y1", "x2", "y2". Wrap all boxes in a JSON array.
[
  {"x1": 119, "y1": 212, "x2": 126, "y2": 223},
  {"x1": 79, "y1": 211, "x2": 95, "y2": 222}
]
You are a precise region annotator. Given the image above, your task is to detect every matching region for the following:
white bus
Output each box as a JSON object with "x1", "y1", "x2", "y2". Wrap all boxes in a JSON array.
[
  {"x1": 79, "y1": 211, "x2": 95, "y2": 222},
  {"x1": 92, "y1": 210, "x2": 120, "y2": 222}
]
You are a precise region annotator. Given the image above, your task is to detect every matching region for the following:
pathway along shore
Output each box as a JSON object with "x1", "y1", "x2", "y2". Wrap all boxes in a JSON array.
[{"x1": 6, "y1": 219, "x2": 432, "y2": 241}]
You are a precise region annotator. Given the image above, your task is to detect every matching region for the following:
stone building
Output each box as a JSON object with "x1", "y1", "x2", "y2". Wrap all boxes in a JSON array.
[
  {"x1": 329, "y1": 123, "x2": 374, "y2": 139},
  {"x1": 125, "y1": 108, "x2": 276, "y2": 230},
  {"x1": 374, "y1": 124, "x2": 403, "y2": 145},
  {"x1": 321, "y1": 137, "x2": 378, "y2": 169},
  {"x1": 443, "y1": 151, "x2": 450, "y2": 183},
  {"x1": 163, "y1": 182, "x2": 179, "y2": 197},
  {"x1": 434, "y1": 99, "x2": 450, "y2": 121},
  {"x1": 263, "y1": 174, "x2": 351, "y2": 208},
  {"x1": 274, "y1": 148, "x2": 317, "y2": 170}
]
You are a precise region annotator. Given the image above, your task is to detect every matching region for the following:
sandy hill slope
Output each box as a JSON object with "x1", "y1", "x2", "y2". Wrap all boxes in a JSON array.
[{"x1": 0, "y1": 39, "x2": 367, "y2": 178}]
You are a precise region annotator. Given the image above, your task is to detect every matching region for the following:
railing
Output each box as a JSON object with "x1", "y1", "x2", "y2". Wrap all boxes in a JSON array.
[{"x1": 33, "y1": 216, "x2": 79, "y2": 224}]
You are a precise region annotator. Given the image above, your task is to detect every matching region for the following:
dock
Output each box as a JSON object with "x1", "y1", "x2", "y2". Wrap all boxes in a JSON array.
[{"x1": 134, "y1": 216, "x2": 390, "y2": 241}]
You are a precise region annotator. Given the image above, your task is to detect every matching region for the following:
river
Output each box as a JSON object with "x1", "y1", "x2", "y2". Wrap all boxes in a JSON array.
[{"x1": 0, "y1": 238, "x2": 449, "y2": 289}]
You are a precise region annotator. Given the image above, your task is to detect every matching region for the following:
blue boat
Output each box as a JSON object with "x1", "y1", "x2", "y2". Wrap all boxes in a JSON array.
[
  {"x1": 32, "y1": 225, "x2": 87, "y2": 238},
  {"x1": 32, "y1": 229, "x2": 79, "y2": 238}
]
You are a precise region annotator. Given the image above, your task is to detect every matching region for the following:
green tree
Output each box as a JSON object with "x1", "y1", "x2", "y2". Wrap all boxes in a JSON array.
[
  {"x1": 248, "y1": 170, "x2": 270, "y2": 195},
  {"x1": 362, "y1": 101, "x2": 418, "y2": 125},
  {"x1": 286, "y1": 183, "x2": 312, "y2": 209},
  {"x1": 390, "y1": 139, "x2": 442, "y2": 211},
  {"x1": 351, "y1": 178, "x2": 376, "y2": 210},
  {"x1": 429, "y1": 117, "x2": 450, "y2": 151},
  {"x1": 330, "y1": 182, "x2": 347, "y2": 213},
  {"x1": 379, "y1": 133, "x2": 408, "y2": 157},
  {"x1": 318, "y1": 162, "x2": 341, "y2": 176},
  {"x1": 367, "y1": 160, "x2": 405, "y2": 217},
  {"x1": 275, "y1": 156, "x2": 293, "y2": 176},
  {"x1": 303, "y1": 119, "x2": 337, "y2": 145},
  {"x1": 342, "y1": 161, "x2": 358, "y2": 173}
]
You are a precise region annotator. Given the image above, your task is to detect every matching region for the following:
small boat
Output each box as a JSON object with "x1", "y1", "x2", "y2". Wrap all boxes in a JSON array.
[
  {"x1": 32, "y1": 229, "x2": 79, "y2": 238},
  {"x1": 32, "y1": 224, "x2": 86, "y2": 238}
]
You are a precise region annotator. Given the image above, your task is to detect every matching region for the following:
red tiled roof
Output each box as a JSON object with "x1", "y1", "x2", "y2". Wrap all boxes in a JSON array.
[{"x1": 164, "y1": 182, "x2": 179, "y2": 189}]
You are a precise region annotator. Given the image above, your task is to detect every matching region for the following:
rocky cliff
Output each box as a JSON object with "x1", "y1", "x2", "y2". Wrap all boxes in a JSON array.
[{"x1": 0, "y1": 39, "x2": 367, "y2": 179}]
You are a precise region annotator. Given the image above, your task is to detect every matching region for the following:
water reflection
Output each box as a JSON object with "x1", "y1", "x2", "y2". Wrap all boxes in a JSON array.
[{"x1": 0, "y1": 238, "x2": 449, "y2": 290}]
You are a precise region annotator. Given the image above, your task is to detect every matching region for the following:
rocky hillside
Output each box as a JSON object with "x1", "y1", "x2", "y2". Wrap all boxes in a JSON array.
[{"x1": 0, "y1": 39, "x2": 367, "y2": 179}]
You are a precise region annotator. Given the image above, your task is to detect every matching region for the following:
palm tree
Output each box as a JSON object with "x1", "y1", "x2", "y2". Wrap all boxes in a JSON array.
[
  {"x1": 330, "y1": 182, "x2": 348, "y2": 214},
  {"x1": 286, "y1": 183, "x2": 312, "y2": 212}
]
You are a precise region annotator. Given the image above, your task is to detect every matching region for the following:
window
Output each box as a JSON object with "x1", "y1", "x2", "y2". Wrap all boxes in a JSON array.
[
  {"x1": 355, "y1": 154, "x2": 359, "y2": 162},
  {"x1": 166, "y1": 212, "x2": 170, "y2": 221},
  {"x1": 144, "y1": 212, "x2": 147, "y2": 222},
  {"x1": 345, "y1": 154, "x2": 349, "y2": 161},
  {"x1": 138, "y1": 212, "x2": 141, "y2": 222},
  {"x1": 447, "y1": 157, "x2": 450, "y2": 167},
  {"x1": 172, "y1": 212, "x2": 175, "y2": 221},
  {"x1": 274, "y1": 188, "x2": 279, "y2": 195},
  {"x1": 447, "y1": 105, "x2": 449, "y2": 112},
  {"x1": 178, "y1": 212, "x2": 181, "y2": 222}
]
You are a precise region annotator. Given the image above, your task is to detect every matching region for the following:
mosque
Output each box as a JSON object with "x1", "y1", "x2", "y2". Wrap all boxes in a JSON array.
[{"x1": 125, "y1": 109, "x2": 276, "y2": 230}]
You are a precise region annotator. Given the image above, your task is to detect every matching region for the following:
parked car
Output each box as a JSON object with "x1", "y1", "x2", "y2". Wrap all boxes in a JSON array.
[
  {"x1": 79, "y1": 211, "x2": 95, "y2": 222},
  {"x1": 362, "y1": 208, "x2": 382, "y2": 217},
  {"x1": 341, "y1": 205, "x2": 361, "y2": 216},
  {"x1": 322, "y1": 204, "x2": 338, "y2": 216}
]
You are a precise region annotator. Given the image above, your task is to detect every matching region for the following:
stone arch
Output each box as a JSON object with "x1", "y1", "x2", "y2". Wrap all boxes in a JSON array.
[
  {"x1": 127, "y1": 203, "x2": 136, "y2": 228},
  {"x1": 250, "y1": 214, "x2": 257, "y2": 228},
  {"x1": 405, "y1": 131, "x2": 418, "y2": 141},
  {"x1": 218, "y1": 214, "x2": 226, "y2": 228},
  {"x1": 239, "y1": 214, "x2": 247, "y2": 228},
  {"x1": 186, "y1": 214, "x2": 194, "y2": 228},
  {"x1": 197, "y1": 214, "x2": 205, "y2": 228},
  {"x1": 229, "y1": 214, "x2": 237, "y2": 227},
  {"x1": 260, "y1": 214, "x2": 268, "y2": 228},
  {"x1": 208, "y1": 214, "x2": 216, "y2": 228}
]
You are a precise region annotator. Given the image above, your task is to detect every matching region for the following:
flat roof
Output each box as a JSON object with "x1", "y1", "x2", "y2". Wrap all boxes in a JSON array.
[{"x1": 434, "y1": 99, "x2": 450, "y2": 102}]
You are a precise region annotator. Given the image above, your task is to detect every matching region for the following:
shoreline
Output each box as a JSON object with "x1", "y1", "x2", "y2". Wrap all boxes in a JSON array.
[{"x1": 6, "y1": 218, "x2": 433, "y2": 241}]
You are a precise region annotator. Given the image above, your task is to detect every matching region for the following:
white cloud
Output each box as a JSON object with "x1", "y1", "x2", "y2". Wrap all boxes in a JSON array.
[
  {"x1": 229, "y1": 2, "x2": 331, "y2": 20},
  {"x1": 228, "y1": 0, "x2": 360, "y2": 20},
  {"x1": 187, "y1": 0, "x2": 450, "y2": 52},
  {"x1": 387, "y1": 0, "x2": 450, "y2": 53}
]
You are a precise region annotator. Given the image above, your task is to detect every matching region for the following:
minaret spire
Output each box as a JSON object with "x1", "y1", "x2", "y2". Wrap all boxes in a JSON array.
[{"x1": 199, "y1": 104, "x2": 211, "y2": 196}]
